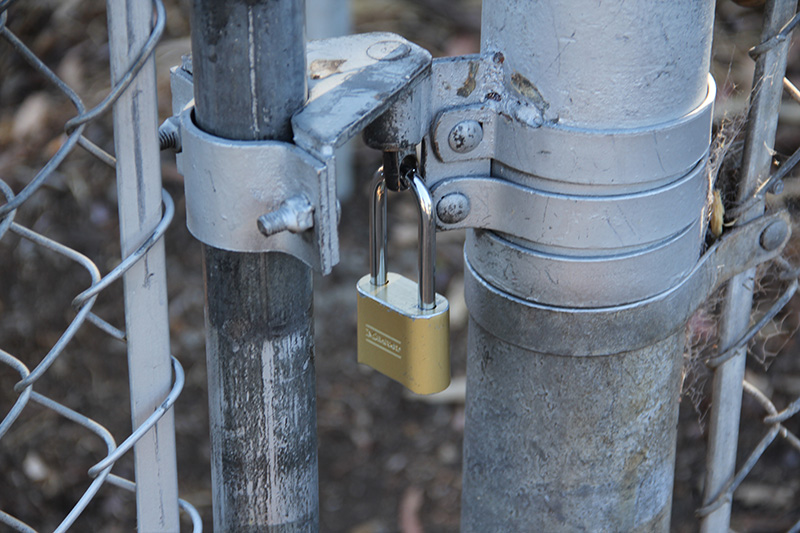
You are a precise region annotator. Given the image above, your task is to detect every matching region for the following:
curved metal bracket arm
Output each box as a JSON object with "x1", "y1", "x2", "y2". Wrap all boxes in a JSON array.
[
  {"x1": 292, "y1": 33, "x2": 431, "y2": 155},
  {"x1": 465, "y1": 210, "x2": 792, "y2": 357},
  {"x1": 430, "y1": 170, "x2": 707, "y2": 250},
  {"x1": 178, "y1": 109, "x2": 326, "y2": 269},
  {"x1": 291, "y1": 32, "x2": 432, "y2": 274}
]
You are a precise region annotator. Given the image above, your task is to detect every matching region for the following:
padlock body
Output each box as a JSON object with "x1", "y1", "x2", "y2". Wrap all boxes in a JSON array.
[{"x1": 357, "y1": 273, "x2": 450, "y2": 394}]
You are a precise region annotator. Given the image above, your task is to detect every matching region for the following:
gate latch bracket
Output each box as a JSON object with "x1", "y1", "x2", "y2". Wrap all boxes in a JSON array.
[{"x1": 169, "y1": 32, "x2": 432, "y2": 274}]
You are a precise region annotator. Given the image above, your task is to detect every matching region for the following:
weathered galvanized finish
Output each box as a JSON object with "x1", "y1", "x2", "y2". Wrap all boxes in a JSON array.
[
  {"x1": 204, "y1": 250, "x2": 318, "y2": 531},
  {"x1": 191, "y1": 0, "x2": 319, "y2": 530},
  {"x1": 177, "y1": 112, "x2": 326, "y2": 262},
  {"x1": 701, "y1": 0, "x2": 797, "y2": 530},
  {"x1": 422, "y1": 55, "x2": 716, "y2": 309},
  {"x1": 106, "y1": 0, "x2": 180, "y2": 529},
  {"x1": 481, "y1": 0, "x2": 714, "y2": 129},
  {"x1": 463, "y1": 212, "x2": 790, "y2": 357},
  {"x1": 306, "y1": 0, "x2": 355, "y2": 201},
  {"x1": 191, "y1": 0, "x2": 306, "y2": 142},
  {"x1": 462, "y1": 321, "x2": 684, "y2": 532},
  {"x1": 460, "y1": 0, "x2": 717, "y2": 529}
]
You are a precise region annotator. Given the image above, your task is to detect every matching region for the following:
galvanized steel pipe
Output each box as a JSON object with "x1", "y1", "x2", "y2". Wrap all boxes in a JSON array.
[
  {"x1": 191, "y1": 0, "x2": 319, "y2": 530},
  {"x1": 461, "y1": 1, "x2": 715, "y2": 530}
]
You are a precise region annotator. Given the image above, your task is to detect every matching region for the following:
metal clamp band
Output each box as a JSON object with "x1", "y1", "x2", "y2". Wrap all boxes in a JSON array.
[
  {"x1": 431, "y1": 158, "x2": 708, "y2": 251},
  {"x1": 179, "y1": 109, "x2": 326, "y2": 268},
  {"x1": 465, "y1": 211, "x2": 791, "y2": 356},
  {"x1": 428, "y1": 55, "x2": 715, "y2": 193},
  {"x1": 494, "y1": 74, "x2": 716, "y2": 190},
  {"x1": 465, "y1": 218, "x2": 703, "y2": 307}
]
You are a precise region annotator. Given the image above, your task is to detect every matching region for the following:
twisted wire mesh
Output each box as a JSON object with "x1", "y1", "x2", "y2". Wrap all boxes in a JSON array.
[
  {"x1": 698, "y1": 6, "x2": 800, "y2": 530},
  {"x1": 0, "y1": 1, "x2": 199, "y2": 530},
  {"x1": 4, "y1": 0, "x2": 800, "y2": 530}
]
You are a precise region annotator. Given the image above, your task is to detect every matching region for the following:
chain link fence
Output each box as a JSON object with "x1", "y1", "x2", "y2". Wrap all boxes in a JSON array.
[
  {"x1": 0, "y1": 0, "x2": 199, "y2": 530},
  {"x1": 692, "y1": 4, "x2": 800, "y2": 531},
  {"x1": 2, "y1": 0, "x2": 800, "y2": 531}
]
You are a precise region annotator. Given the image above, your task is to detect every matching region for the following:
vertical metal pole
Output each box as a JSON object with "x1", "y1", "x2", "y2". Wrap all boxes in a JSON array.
[
  {"x1": 700, "y1": 1, "x2": 795, "y2": 530},
  {"x1": 461, "y1": 1, "x2": 714, "y2": 531},
  {"x1": 306, "y1": 0, "x2": 354, "y2": 201},
  {"x1": 191, "y1": 1, "x2": 319, "y2": 530},
  {"x1": 106, "y1": 1, "x2": 180, "y2": 530},
  {"x1": 306, "y1": 0, "x2": 349, "y2": 43}
]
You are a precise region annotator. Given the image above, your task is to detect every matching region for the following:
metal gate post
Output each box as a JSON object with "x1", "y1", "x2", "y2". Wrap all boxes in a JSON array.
[
  {"x1": 106, "y1": 1, "x2": 180, "y2": 530},
  {"x1": 190, "y1": 1, "x2": 319, "y2": 530},
  {"x1": 460, "y1": 1, "x2": 715, "y2": 530}
]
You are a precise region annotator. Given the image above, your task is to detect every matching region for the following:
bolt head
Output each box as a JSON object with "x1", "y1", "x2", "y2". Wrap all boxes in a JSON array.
[
  {"x1": 760, "y1": 220, "x2": 789, "y2": 251},
  {"x1": 367, "y1": 41, "x2": 411, "y2": 61},
  {"x1": 769, "y1": 179, "x2": 785, "y2": 195},
  {"x1": 448, "y1": 120, "x2": 483, "y2": 154},
  {"x1": 436, "y1": 193, "x2": 471, "y2": 224}
]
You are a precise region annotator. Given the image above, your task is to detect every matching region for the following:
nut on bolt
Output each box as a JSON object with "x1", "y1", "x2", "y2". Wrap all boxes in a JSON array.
[
  {"x1": 448, "y1": 120, "x2": 483, "y2": 154},
  {"x1": 158, "y1": 116, "x2": 182, "y2": 152},
  {"x1": 258, "y1": 195, "x2": 315, "y2": 237}
]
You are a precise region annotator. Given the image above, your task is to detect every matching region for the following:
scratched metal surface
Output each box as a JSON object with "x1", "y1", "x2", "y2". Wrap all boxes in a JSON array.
[{"x1": 2, "y1": 0, "x2": 800, "y2": 531}]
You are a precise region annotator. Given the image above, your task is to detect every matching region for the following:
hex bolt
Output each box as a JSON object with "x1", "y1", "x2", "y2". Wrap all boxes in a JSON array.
[
  {"x1": 436, "y1": 192, "x2": 471, "y2": 224},
  {"x1": 759, "y1": 220, "x2": 789, "y2": 251},
  {"x1": 257, "y1": 195, "x2": 315, "y2": 237},
  {"x1": 448, "y1": 120, "x2": 484, "y2": 154}
]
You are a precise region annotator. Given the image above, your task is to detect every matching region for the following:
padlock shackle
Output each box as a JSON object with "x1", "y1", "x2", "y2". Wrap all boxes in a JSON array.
[
  {"x1": 370, "y1": 165, "x2": 437, "y2": 310},
  {"x1": 369, "y1": 168, "x2": 388, "y2": 287},
  {"x1": 406, "y1": 170, "x2": 436, "y2": 310}
]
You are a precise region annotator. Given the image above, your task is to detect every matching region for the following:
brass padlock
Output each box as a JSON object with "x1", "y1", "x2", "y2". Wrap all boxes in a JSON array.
[{"x1": 357, "y1": 166, "x2": 450, "y2": 394}]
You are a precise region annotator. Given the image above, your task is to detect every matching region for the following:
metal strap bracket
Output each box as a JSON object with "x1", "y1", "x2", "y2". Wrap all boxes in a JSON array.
[
  {"x1": 423, "y1": 54, "x2": 718, "y2": 307},
  {"x1": 465, "y1": 210, "x2": 792, "y2": 356},
  {"x1": 171, "y1": 32, "x2": 432, "y2": 274},
  {"x1": 431, "y1": 169, "x2": 708, "y2": 250},
  {"x1": 424, "y1": 54, "x2": 716, "y2": 192}
]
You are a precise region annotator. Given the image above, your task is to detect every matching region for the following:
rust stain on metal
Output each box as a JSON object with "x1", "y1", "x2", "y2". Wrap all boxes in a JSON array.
[
  {"x1": 309, "y1": 59, "x2": 346, "y2": 80},
  {"x1": 457, "y1": 61, "x2": 479, "y2": 98},
  {"x1": 511, "y1": 72, "x2": 549, "y2": 111}
]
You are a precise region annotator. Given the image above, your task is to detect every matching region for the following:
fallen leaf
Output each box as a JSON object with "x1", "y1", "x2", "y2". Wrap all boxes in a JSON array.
[{"x1": 12, "y1": 92, "x2": 52, "y2": 140}]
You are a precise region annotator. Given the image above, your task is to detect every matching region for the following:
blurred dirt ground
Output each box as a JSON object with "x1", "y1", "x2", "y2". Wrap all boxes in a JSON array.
[{"x1": 1, "y1": 1, "x2": 800, "y2": 531}]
